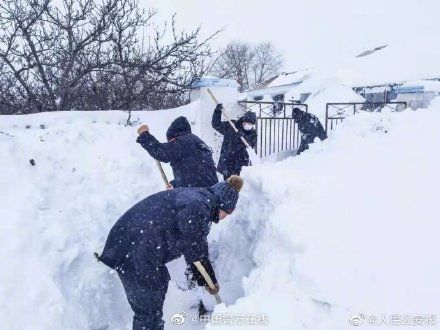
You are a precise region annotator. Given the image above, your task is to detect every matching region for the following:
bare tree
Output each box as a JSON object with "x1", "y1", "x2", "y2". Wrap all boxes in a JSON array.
[
  {"x1": 251, "y1": 42, "x2": 283, "y2": 86},
  {"x1": 210, "y1": 41, "x2": 283, "y2": 92},
  {"x1": 0, "y1": 0, "x2": 217, "y2": 114},
  {"x1": 210, "y1": 41, "x2": 254, "y2": 92}
]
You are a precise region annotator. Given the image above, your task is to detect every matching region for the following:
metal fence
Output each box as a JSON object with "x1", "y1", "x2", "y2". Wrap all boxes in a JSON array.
[
  {"x1": 238, "y1": 101, "x2": 308, "y2": 158},
  {"x1": 325, "y1": 102, "x2": 407, "y2": 132}
]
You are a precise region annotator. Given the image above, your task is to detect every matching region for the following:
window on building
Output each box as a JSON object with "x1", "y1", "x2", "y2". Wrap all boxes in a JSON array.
[
  {"x1": 300, "y1": 93, "x2": 311, "y2": 103},
  {"x1": 272, "y1": 94, "x2": 284, "y2": 102}
]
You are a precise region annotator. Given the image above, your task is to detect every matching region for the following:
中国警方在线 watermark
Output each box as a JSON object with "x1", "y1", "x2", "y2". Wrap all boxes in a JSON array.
[{"x1": 170, "y1": 312, "x2": 269, "y2": 326}]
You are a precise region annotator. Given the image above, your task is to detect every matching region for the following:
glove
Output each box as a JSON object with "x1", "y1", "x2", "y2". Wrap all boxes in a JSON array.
[
  {"x1": 206, "y1": 283, "x2": 220, "y2": 295},
  {"x1": 215, "y1": 103, "x2": 223, "y2": 112}
]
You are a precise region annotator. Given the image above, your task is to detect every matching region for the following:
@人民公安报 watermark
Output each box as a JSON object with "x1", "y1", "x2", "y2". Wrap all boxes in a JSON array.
[
  {"x1": 170, "y1": 312, "x2": 269, "y2": 326},
  {"x1": 349, "y1": 313, "x2": 437, "y2": 327}
]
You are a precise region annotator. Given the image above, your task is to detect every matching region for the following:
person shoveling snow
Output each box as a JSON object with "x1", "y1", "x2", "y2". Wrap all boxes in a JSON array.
[
  {"x1": 211, "y1": 104, "x2": 258, "y2": 180},
  {"x1": 291, "y1": 107, "x2": 327, "y2": 155},
  {"x1": 96, "y1": 176, "x2": 243, "y2": 330},
  {"x1": 136, "y1": 116, "x2": 218, "y2": 189}
]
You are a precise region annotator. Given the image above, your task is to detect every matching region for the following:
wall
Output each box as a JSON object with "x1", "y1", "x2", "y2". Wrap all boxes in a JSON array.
[{"x1": 191, "y1": 85, "x2": 239, "y2": 163}]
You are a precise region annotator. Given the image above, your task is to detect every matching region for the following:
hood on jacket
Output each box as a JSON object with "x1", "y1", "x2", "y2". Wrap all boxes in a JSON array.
[
  {"x1": 292, "y1": 107, "x2": 305, "y2": 121},
  {"x1": 166, "y1": 116, "x2": 192, "y2": 141}
]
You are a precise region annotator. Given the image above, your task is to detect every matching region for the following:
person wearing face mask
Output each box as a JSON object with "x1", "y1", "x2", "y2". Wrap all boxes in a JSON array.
[
  {"x1": 96, "y1": 176, "x2": 244, "y2": 330},
  {"x1": 211, "y1": 104, "x2": 257, "y2": 180}
]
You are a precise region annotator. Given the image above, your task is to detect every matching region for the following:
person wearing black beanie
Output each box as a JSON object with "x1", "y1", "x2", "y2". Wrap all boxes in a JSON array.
[{"x1": 96, "y1": 176, "x2": 243, "y2": 330}]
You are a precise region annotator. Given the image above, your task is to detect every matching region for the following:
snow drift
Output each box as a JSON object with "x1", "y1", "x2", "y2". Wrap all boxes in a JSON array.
[
  {"x1": 1, "y1": 100, "x2": 440, "y2": 329},
  {"x1": 210, "y1": 100, "x2": 440, "y2": 329}
]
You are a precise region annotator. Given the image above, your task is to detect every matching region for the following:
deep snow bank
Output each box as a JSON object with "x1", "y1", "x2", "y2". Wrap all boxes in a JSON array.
[
  {"x1": 1, "y1": 101, "x2": 440, "y2": 329},
  {"x1": 0, "y1": 103, "x2": 228, "y2": 330},
  {"x1": 210, "y1": 102, "x2": 440, "y2": 329}
]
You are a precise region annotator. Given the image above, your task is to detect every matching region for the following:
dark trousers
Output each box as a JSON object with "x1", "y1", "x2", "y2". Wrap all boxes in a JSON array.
[
  {"x1": 297, "y1": 134, "x2": 316, "y2": 155},
  {"x1": 297, "y1": 141, "x2": 309, "y2": 155},
  {"x1": 118, "y1": 264, "x2": 170, "y2": 330}
]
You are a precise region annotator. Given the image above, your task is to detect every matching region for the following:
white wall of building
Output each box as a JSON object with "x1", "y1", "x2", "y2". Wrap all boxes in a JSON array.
[{"x1": 190, "y1": 77, "x2": 239, "y2": 165}]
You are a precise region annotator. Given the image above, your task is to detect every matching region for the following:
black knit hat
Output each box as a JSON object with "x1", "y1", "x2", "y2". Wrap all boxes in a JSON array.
[{"x1": 211, "y1": 176, "x2": 244, "y2": 213}]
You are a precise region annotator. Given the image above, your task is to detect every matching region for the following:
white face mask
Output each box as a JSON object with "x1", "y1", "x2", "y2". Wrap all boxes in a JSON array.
[{"x1": 243, "y1": 123, "x2": 254, "y2": 131}]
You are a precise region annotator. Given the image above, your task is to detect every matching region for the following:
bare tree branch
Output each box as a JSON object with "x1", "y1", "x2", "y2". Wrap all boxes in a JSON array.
[
  {"x1": 210, "y1": 40, "x2": 283, "y2": 92},
  {"x1": 0, "y1": 0, "x2": 217, "y2": 114}
]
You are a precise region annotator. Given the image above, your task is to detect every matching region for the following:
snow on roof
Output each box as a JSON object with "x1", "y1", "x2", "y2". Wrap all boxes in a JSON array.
[
  {"x1": 249, "y1": 75, "x2": 279, "y2": 90},
  {"x1": 397, "y1": 80, "x2": 440, "y2": 93},
  {"x1": 248, "y1": 37, "x2": 440, "y2": 97},
  {"x1": 241, "y1": 83, "x2": 303, "y2": 100},
  {"x1": 339, "y1": 37, "x2": 440, "y2": 87},
  {"x1": 267, "y1": 70, "x2": 311, "y2": 88},
  {"x1": 241, "y1": 38, "x2": 439, "y2": 110},
  {"x1": 192, "y1": 76, "x2": 239, "y2": 88},
  {"x1": 285, "y1": 84, "x2": 365, "y2": 122},
  {"x1": 239, "y1": 70, "x2": 312, "y2": 100}
]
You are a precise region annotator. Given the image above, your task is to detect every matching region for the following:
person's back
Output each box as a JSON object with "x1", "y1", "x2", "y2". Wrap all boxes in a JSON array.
[
  {"x1": 99, "y1": 187, "x2": 216, "y2": 272},
  {"x1": 298, "y1": 112, "x2": 325, "y2": 137},
  {"x1": 137, "y1": 116, "x2": 218, "y2": 188},
  {"x1": 97, "y1": 177, "x2": 244, "y2": 330},
  {"x1": 292, "y1": 108, "x2": 327, "y2": 154},
  {"x1": 168, "y1": 133, "x2": 218, "y2": 188}
]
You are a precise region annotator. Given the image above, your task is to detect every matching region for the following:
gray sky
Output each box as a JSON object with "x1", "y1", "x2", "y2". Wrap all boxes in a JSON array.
[{"x1": 145, "y1": 0, "x2": 440, "y2": 71}]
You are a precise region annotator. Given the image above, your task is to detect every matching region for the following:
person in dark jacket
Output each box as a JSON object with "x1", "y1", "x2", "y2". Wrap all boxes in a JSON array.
[
  {"x1": 212, "y1": 104, "x2": 257, "y2": 180},
  {"x1": 136, "y1": 116, "x2": 218, "y2": 188},
  {"x1": 97, "y1": 176, "x2": 243, "y2": 330},
  {"x1": 291, "y1": 107, "x2": 328, "y2": 155}
]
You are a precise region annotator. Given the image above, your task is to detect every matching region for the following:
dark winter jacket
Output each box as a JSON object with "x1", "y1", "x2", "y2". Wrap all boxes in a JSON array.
[
  {"x1": 211, "y1": 109, "x2": 257, "y2": 175},
  {"x1": 99, "y1": 187, "x2": 218, "y2": 283},
  {"x1": 292, "y1": 109, "x2": 327, "y2": 154},
  {"x1": 137, "y1": 116, "x2": 218, "y2": 188}
]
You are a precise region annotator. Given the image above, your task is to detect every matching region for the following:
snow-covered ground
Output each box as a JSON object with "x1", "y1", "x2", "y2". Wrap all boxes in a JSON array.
[
  {"x1": 211, "y1": 98, "x2": 440, "y2": 329},
  {"x1": 0, "y1": 104, "x2": 214, "y2": 330},
  {"x1": 1, "y1": 99, "x2": 439, "y2": 329}
]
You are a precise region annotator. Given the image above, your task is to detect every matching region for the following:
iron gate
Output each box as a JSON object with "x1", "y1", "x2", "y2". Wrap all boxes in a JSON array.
[
  {"x1": 238, "y1": 101, "x2": 308, "y2": 158},
  {"x1": 325, "y1": 102, "x2": 407, "y2": 132}
]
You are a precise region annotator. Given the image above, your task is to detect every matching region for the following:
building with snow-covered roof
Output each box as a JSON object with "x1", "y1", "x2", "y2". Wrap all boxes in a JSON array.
[
  {"x1": 240, "y1": 71, "x2": 311, "y2": 103},
  {"x1": 394, "y1": 80, "x2": 440, "y2": 109},
  {"x1": 240, "y1": 39, "x2": 440, "y2": 119}
]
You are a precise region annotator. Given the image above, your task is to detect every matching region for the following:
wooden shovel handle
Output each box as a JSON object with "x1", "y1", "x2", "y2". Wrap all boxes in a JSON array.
[{"x1": 193, "y1": 261, "x2": 223, "y2": 304}]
